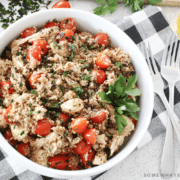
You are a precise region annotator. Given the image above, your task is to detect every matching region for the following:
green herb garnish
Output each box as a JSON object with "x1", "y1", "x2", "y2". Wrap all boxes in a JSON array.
[
  {"x1": 74, "y1": 87, "x2": 84, "y2": 98},
  {"x1": 98, "y1": 74, "x2": 141, "y2": 134},
  {"x1": 93, "y1": 0, "x2": 162, "y2": 14}
]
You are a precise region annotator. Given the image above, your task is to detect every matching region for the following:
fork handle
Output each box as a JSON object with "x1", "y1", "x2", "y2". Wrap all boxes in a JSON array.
[
  {"x1": 160, "y1": 82, "x2": 174, "y2": 175},
  {"x1": 158, "y1": 90, "x2": 180, "y2": 143}
]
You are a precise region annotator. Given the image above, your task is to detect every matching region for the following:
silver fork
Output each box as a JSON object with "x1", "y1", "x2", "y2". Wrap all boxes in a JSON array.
[
  {"x1": 139, "y1": 42, "x2": 180, "y2": 143},
  {"x1": 160, "y1": 35, "x2": 180, "y2": 175}
]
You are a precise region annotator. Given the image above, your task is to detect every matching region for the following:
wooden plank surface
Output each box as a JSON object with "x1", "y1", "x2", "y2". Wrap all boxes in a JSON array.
[{"x1": 119, "y1": 0, "x2": 180, "y2": 6}]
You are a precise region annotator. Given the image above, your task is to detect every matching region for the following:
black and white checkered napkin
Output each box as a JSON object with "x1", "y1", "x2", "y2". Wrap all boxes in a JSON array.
[{"x1": 0, "y1": 5, "x2": 178, "y2": 180}]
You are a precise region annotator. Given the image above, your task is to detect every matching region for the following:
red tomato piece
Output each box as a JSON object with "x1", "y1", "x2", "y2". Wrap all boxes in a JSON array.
[
  {"x1": 84, "y1": 128, "x2": 96, "y2": 145},
  {"x1": 71, "y1": 117, "x2": 87, "y2": 134},
  {"x1": 44, "y1": 21, "x2": 58, "y2": 28},
  {"x1": 95, "y1": 52, "x2": 111, "y2": 69},
  {"x1": 29, "y1": 73, "x2": 42, "y2": 88},
  {"x1": 60, "y1": 29, "x2": 74, "y2": 42},
  {"x1": 33, "y1": 39, "x2": 49, "y2": 55},
  {"x1": 34, "y1": 119, "x2": 51, "y2": 136},
  {"x1": 59, "y1": 112, "x2": 71, "y2": 126},
  {"x1": 81, "y1": 150, "x2": 95, "y2": 168},
  {"x1": 27, "y1": 45, "x2": 42, "y2": 62},
  {"x1": 93, "y1": 33, "x2": 109, "y2": 47},
  {"x1": 17, "y1": 143, "x2": 30, "y2": 156},
  {"x1": 60, "y1": 18, "x2": 77, "y2": 32},
  {"x1": 0, "y1": 81, "x2": 14, "y2": 94},
  {"x1": 4, "y1": 130, "x2": 17, "y2": 146},
  {"x1": 4, "y1": 106, "x2": 13, "y2": 123},
  {"x1": 52, "y1": 1, "x2": 71, "y2": 9},
  {"x1": 49, "y1": 154, "x2": 69, "y2": 170},
  {"x1": 131, "y1": 117, "x2": 138, "y2": 127},
  {"x1": 21, "y1": 27, "x2": 36, "y2": 38},
  {"x1": 73, "y1": 141, "x2": 91, "y2": 155},
  {"x1": 92, "y1": 69, "x2": 106, "y2": 84},
  {"x1": 91, "y1": 111, "x2": 107, "y2": 124},
  {"x1": 59, "y1": 149, "x2": 72, "y2": 155}
]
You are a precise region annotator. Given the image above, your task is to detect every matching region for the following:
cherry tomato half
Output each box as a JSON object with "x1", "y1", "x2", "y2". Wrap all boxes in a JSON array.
[
  {"x1": 0, "y1": 81, "x2": 14, "y2": 94},
  {"x1": 84, "y1": 128, "x2": 96, "y2": 145},
  {"x1": 4, "y1": 105, "x2": 13, "y2": 123},
  {"x1": 95, "y1": 52, "x2": 111, "y2": 69},
  {"x1": 27, "y1": 45, "x2": 42, "y2": 62},
  {"x1": 92, "y1": 69, "x2": 106, "y2": 84},
  {"x1": 17, "y1": 143, "x2": 30, "y2": 156},
  {"x1": 71, "y1": 117, "x2": 87, "y2": 134},
  {"x1": 60, "y1": 29, "x2": 74, "y2": 42},
  {"x1": 60, "y1": 18, "x2": 77, "y2": 32},
  {"x1": 93, "y1": 33, "x2": 109, "y2": 47},
  {"x1": 80, "y1": 150, "x2": 95, "y2": 168},
  {"x1": 91, "y1": 111, "x2": 107, "y2": 124},
  {"x1": 49, "y1": 154, "x2": 69, "y2": 170},
  {"x1": 59, "y1": 112, "x2": 71, "y2": 126},
  {"x1": 34, "y1": 119, "x2": 51, "y2": 136},
  {"x1": 52, "y1": 1, "x2": 71, "y2": 9},
  {"x1": 4, "y1": 129, "x2": 17, "y2": 146},
  {"x1": 73, "y1": 141, "x2": 91, "y2": 155},
  {"x1": 44, "y1": 21, "x2": 58, "y2": 28},
  {"x1": 33, "y1": 39, "x2": 49, "y2": 55},
  {"x1": 21, "y1": 27, "x2": 36, "y2": 38},
  {"x1": 29, "y1": 73, "x2": 42, "y2": 88}
]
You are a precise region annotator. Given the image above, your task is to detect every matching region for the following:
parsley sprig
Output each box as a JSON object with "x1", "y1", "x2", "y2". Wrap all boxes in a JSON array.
[
  {"x1": 0, "y1": 0, "x2": 51, "y2": 29},
  {"x1": 93, "y1": 0, "x2": 163, "y2": 14},
  {"x1": 98, "y1": 73, "x2": 141, "y2": 134}
]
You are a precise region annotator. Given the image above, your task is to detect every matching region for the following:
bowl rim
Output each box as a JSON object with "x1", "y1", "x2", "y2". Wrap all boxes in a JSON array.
[{"x1": 0, "y1": 8, "x2": 154, "y2": 178}]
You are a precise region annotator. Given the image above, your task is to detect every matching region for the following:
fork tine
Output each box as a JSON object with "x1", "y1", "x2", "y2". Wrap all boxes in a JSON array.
[
  {"x1": 175, "y1": 40, "x2": 180, "y2": 68},
  {"x1": 171, "y1": 36, "x2": 179, "y2": 67},
  {"x1": 161, "y1": 35, "x2": 171, "y2": 66},
  {"x1": 141, "y1": 42, "x2": 154, "y2": 75},
  {"x1": 167, "y1": 35, "x2": 176, "y2": 66},
  {"x1": 148, "y1": 42, "x2": 159, "y2": 74}
]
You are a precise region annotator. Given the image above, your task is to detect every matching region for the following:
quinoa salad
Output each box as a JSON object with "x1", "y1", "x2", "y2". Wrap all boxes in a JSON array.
[{"x1": 0, "y1": 17, "x2": 141, "y2": 170}]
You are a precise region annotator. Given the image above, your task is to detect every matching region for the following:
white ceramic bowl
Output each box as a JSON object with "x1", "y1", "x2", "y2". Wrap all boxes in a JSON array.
[{"x1": 0, "y1": 9, "x2": 154, "y2": 179}]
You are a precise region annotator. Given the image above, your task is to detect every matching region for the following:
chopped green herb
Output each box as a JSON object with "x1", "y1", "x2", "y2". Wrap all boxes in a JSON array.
[
  {"x1": 20, "y1": 131, "x2": 25, "y2": 136},
  {"x1": 16, "y1": 52, "x2": 21, "y2": 56},
  {"x1": 81, "y1": 65, "x2": 87, "y2": 69},
  {"x1": 60, "y1": 84, "x2": 65, "y2": 94},
  {"x1": 19, "y1": 82, "x2": 22, "y2": 87},
  {"x1": 64, "y1": 71, "x2": 68, "y2": 77},
  {"x1": 74, "y1": 87, "x2": 84, "y2": 98},
  {"x1": 115, "y1": 62, "x2": 123, "y2": 69}
]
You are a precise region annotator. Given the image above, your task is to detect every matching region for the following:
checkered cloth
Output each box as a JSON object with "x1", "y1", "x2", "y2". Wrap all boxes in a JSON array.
[{"x1": 0, "y1": 5, "x2": 177, "y2": 180}]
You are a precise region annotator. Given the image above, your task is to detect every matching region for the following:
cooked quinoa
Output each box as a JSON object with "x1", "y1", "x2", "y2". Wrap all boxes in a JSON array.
[{"x1": 0, "y1": 18, "x2": 137, "y2": 170}]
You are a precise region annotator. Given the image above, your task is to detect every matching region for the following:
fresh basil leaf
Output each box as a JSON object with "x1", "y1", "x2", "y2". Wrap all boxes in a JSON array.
[
  {"x1": 125, "y1": 88, "x2": 142, "y2": 97},
  {"x1": 98, "y1": 92, "x2": 112, "y2": 103}
]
